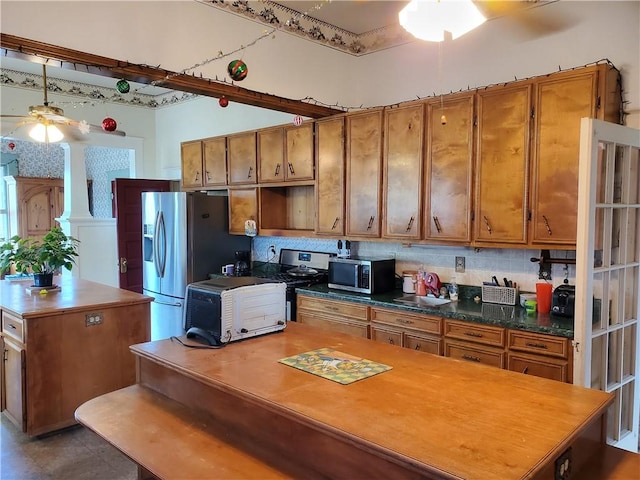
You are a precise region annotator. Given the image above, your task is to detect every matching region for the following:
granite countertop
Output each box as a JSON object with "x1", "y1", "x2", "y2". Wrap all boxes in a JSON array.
[{"x1": 295, "y1": 284, "x2": 575, "y2": 339}]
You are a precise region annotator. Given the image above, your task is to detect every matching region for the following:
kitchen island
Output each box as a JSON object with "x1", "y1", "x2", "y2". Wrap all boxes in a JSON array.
[
  {"x1": 0, "y1": 276, "x2": 152, "y2": 436},
  {"x1": 76, "y1": 321, "x2": 616, "y2": 479}
]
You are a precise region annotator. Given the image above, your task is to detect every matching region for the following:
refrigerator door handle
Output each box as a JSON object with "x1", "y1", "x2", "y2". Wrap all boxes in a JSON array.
[
  {"x1": 153, "y1": 211, "x2": 162, "y2": 278},
  {"x1": 157, "y1": 211, "x2": 167, "y2": 277},
  {"x1": 152, "y1": 299, "x2": 183, "y2": 307}
]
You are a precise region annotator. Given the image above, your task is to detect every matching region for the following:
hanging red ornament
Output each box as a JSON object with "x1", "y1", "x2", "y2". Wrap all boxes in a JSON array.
[
  {"x1": 116, "y1": 79, "x2": 130, "y2": 94},
  {"x1": 293, "y1": 115, "x2": 303, "y2": 126},
  {"x1": 219, "y1": 96, "x2": 229, "y2": 108},
  {"x1": 227, "y1": 60, "x2": 248, "y2": 81},
  {"x1": 7, "y1": 142, "x2": 16, "y2": 151},
  {"x1": 102, "y1": 117, "x2": 117, "y2": 132}
]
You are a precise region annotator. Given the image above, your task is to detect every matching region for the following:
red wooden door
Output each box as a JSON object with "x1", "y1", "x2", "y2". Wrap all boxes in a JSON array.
[{"x1": 112, "y1": 178, "x2": 171, "y2": 292}]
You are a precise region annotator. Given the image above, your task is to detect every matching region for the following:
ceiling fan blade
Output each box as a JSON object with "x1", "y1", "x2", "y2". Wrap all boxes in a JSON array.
[{"x1": 66, "y1": 119, "x2": 126, "y2": 137}]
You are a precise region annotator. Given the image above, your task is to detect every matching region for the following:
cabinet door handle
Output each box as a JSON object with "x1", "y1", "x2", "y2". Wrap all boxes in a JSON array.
[
  {"x1": 414, "y1": 343, "x2": 422, "y2": 351},
  {"x1": 388, "y1": 337, "x2": 395, "y2": 345},
  {"x1": 483, "y1": 216, "x2": 492, "y2": 234},
  {"x1": 274, "y1": 163, "x2": 280, "y2": 176},
  {"x1": 525, "y1": 341, "x2": 548, "y2": 349},
  {"x1": 406, "y1": 216, "x2": 414, "y2": 232},
  {"x1": 8, "y1": 323, "x2": 16, "y2": 330},
  {"x1": 247, "y1": 166, "x2": 253, "y2": 179},
  {"x1": 205, "y1": 170, "x2": 211, "y2": 182},
  {"x1": 464, "y1": 331, "x2": 483, "y2": 338},
  {"x1": 522, "y1": 366, "x2": 529, "y2": 374},
  {"x1": 331, "y1": 217, "x2": 339, "y2": 230},
  {"x1": 433, "y1": 216, "x2": 442, "y2": 233},
  {"x1": 323, "y1": 305, "x2": 339, "y2": 312},
  {"x1": 367, "y1": 216, "x2": 375, "y2": 230},
  {"x1": 194, "y1": 171, "x2": 200, "y2": 182},
  {"x1": 462, "y1": 354, "x2": 481, "y2": 362},
  {"x1": 288, "y1": 162, "x2": 295, "y2": 175},
  {"x1": 542, "y1": 215, "x2": 552, "y2": 236}
]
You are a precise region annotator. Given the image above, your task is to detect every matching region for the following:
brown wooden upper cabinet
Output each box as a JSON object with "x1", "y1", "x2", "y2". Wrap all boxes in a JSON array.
[
  {"x1": 346, "y1": 109, "x2": 383, "y2": 238},
  {"x1": 257, "y1": 126, "x2": 285, "y2": 183},
  {"x1": 424, "y1": 93, "x2": 474, "y2": 244},
  {"x1": 228, "y1": 188, "x2": 258, "y2": 235},
  {"x1": 180, "y1": 140, "x2": 204, "y2": 189},
  {"x1": 382, "y1": 103, "x2": 424, "y2": 240},
  {"x1": 315, "y1": 116, "x2": 345, "y2": 235},
  {"x1": 181, "y1": 138, "x2": 227, "y2": 189},
  {"x1": 285, "y1": 122, "x2": 315, "y2": 181},
  {"x1": 529, "y1": 64, "x2": 621, "y2": 247},
  {"x1": 202, "y1": 137, "x2": 227, "y2": 187},
  {"x1": 259, "y1": 122, "x2": 314, "y2": 183},
  {"x1": 474, "y1": 82, "x2": 533, "y2": 246},
  {"x1": 228, "y1": 132, "x2": 257, "y2": 185}
]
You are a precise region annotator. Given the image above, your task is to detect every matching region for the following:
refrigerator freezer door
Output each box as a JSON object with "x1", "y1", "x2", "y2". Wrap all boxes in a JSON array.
[{"x1": 144, "y1": 289, "x2": 185, "y2": 341}]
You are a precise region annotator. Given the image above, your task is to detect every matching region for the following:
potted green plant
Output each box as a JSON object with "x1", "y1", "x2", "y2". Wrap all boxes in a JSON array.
[{"x1": 0, "y1": 227, "x2": 80, "y2": 287}]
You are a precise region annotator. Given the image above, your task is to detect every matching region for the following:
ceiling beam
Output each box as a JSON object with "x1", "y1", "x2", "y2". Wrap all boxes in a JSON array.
[{"x1": 0, "y1": 33, "x2": 343, "y2": 119}]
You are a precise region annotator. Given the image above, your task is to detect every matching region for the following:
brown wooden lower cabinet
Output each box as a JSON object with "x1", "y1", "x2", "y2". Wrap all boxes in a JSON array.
[
  {"x1": 297, "y1": 310, "x2": 369, "y2": 338},
  {"x1": 507, "y1": 352, "x2": 570, "y2": 383},
  {"x1": 297, "y1": 294, "x2": 573, "y2": 383},
  {"x1": 444, "y1": 338, "x2": 506, "y2": 369}
]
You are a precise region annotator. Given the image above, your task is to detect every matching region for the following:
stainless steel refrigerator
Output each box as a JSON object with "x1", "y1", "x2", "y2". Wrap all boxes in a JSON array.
[{"x1": 142, "y1": 191, "x2": 250, "y2": 340}]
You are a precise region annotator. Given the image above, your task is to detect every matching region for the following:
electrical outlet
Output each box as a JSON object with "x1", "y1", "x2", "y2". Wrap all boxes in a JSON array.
[
  {"x1": 455, "y1": 256, "x2": 465, "y2": 273},
  {"x1": 554, "y1": 448, "x2": 572, "y2": 480}
]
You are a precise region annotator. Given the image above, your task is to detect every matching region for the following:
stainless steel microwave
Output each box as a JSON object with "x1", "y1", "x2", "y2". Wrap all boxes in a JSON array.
[{"x1": 328, "y1": 257, "x2": 396, "y2": 295}]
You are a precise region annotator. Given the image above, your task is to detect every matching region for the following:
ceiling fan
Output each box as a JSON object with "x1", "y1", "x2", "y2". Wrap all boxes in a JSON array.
[{"x1": 1, "y1": 64, "x2": 126, "y2": 143}]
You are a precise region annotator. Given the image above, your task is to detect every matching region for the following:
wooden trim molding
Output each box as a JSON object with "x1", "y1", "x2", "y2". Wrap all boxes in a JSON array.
[{"x1": 0, "y1": 33, "x2": 342, "y2": 119}]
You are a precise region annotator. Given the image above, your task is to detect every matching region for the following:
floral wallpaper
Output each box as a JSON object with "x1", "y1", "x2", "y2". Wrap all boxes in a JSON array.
[{"x1": 0, "y1": 139, "x2": 130, "y2": 218}]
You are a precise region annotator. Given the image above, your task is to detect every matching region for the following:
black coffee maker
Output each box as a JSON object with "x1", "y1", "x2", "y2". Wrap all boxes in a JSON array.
[{"x1": 234, "y1": 250, "x2": 251, "y2": 276}]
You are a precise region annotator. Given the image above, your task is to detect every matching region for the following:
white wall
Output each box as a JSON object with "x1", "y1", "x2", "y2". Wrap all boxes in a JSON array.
[{"x1": 1, "y1": 1, "x2": 638, "y2": 126}]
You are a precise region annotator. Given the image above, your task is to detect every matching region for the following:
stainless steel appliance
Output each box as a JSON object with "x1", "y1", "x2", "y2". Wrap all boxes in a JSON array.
[
  {"x1": 252, "y1": 249, "x2": 333, "y2": 321},
  {"x1": 184, "y1": 276, "x2": 286, "y2": 345},
  {"x1": 142, "y1": 192, "x2": 250, "y2": 340},
  {"x1": 328, "y1": 256, "x2": 396, "y2": 295}
]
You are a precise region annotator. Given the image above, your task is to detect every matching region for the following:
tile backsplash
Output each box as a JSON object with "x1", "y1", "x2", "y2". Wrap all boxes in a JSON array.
[{"x1": 253, "y1": 235, "x2": 576, "y2": 293}]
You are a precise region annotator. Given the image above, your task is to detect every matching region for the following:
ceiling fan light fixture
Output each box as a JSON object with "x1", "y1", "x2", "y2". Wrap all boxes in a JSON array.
[
  {"x1": 399, "y1": 0, "x2": 487, "y2": 42},
  {"x1": 29, "y1": 122, "x2": 64, "y2": 143}
]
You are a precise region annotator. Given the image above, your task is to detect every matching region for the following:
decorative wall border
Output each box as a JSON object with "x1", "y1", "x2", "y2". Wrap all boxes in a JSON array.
[
  {"x1": 0, "y1": 68, "x2": 197, "y2": 109},
  {"x1": 198, "y1": 0, "x2": 414, "y2": 56}
]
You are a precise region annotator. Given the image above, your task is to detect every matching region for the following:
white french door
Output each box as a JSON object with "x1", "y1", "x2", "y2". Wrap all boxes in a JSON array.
[{"x1": 574, "y1": 118, "x2": 640, "y2": 452}]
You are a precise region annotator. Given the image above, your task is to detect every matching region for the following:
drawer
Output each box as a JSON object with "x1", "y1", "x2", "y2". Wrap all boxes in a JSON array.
[
  {"x1": 297, "y1": 295, "x2": 369, "y2": 321},
  {"x1": 444, "y1": 319, "x2": 505, "y2": 348},
  {"x1": 370, "y1": 322, "x2": 403, "y2": 347},
  {"x1": 370, "y1": 307, "x2": 441, "y2": 335},
  {"x1": 508, "y1": 330, "x2": 570, "y2": 359},
  {"x1": 444, "y1": 339, "x2": 505, "y2": 369},
  {"x1": 508, "y1": 352, "x2": 570, "y2": 383},
  {"x1": 2, "y1": 311, "x2": 24, "y2": 343},
  {"x1": 404, "y1": 332, "x2": 442, "y2": 356},
  {"x1": 297, "y1": 311, "x2": 369, "y2": 338}
]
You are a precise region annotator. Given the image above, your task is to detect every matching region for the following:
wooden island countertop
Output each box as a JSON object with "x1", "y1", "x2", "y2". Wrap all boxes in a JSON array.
[
  {"x1": 1, "y1": 276, "x2": 152, "y2": 436},
  {"x1": 78, "y1": 321, "x2": 618, "y2": 480},
  {"x1": 0, "y1": 275, "x2": 152, "y2": 318}
]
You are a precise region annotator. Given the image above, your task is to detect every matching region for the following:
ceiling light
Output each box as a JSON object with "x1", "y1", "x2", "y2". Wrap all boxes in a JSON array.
[
  {"x1": 29, "y1": 122, "x2": 64, "y2": 143},
  {"x1": 399, "y1": 0, "x2": 487, "y2": 42}
]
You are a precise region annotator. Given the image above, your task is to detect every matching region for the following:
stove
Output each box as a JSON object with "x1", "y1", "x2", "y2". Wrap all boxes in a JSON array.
[{"x1": 252, "y1": 249, "x2": 333, "y2": 321}]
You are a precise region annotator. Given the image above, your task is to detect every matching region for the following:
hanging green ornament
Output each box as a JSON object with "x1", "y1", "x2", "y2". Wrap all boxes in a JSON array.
[
  {"x1": 227, "y1": 60, "x2": 248, "y2": 81},
  {"x1": 116, "y1": 79, "x2": 130, "y2": 94}
]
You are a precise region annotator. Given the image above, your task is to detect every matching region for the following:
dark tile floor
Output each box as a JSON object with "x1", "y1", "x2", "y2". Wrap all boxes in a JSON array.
[{"x1": 0, "y1": 413, "x2": 137, "y2": 480}]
